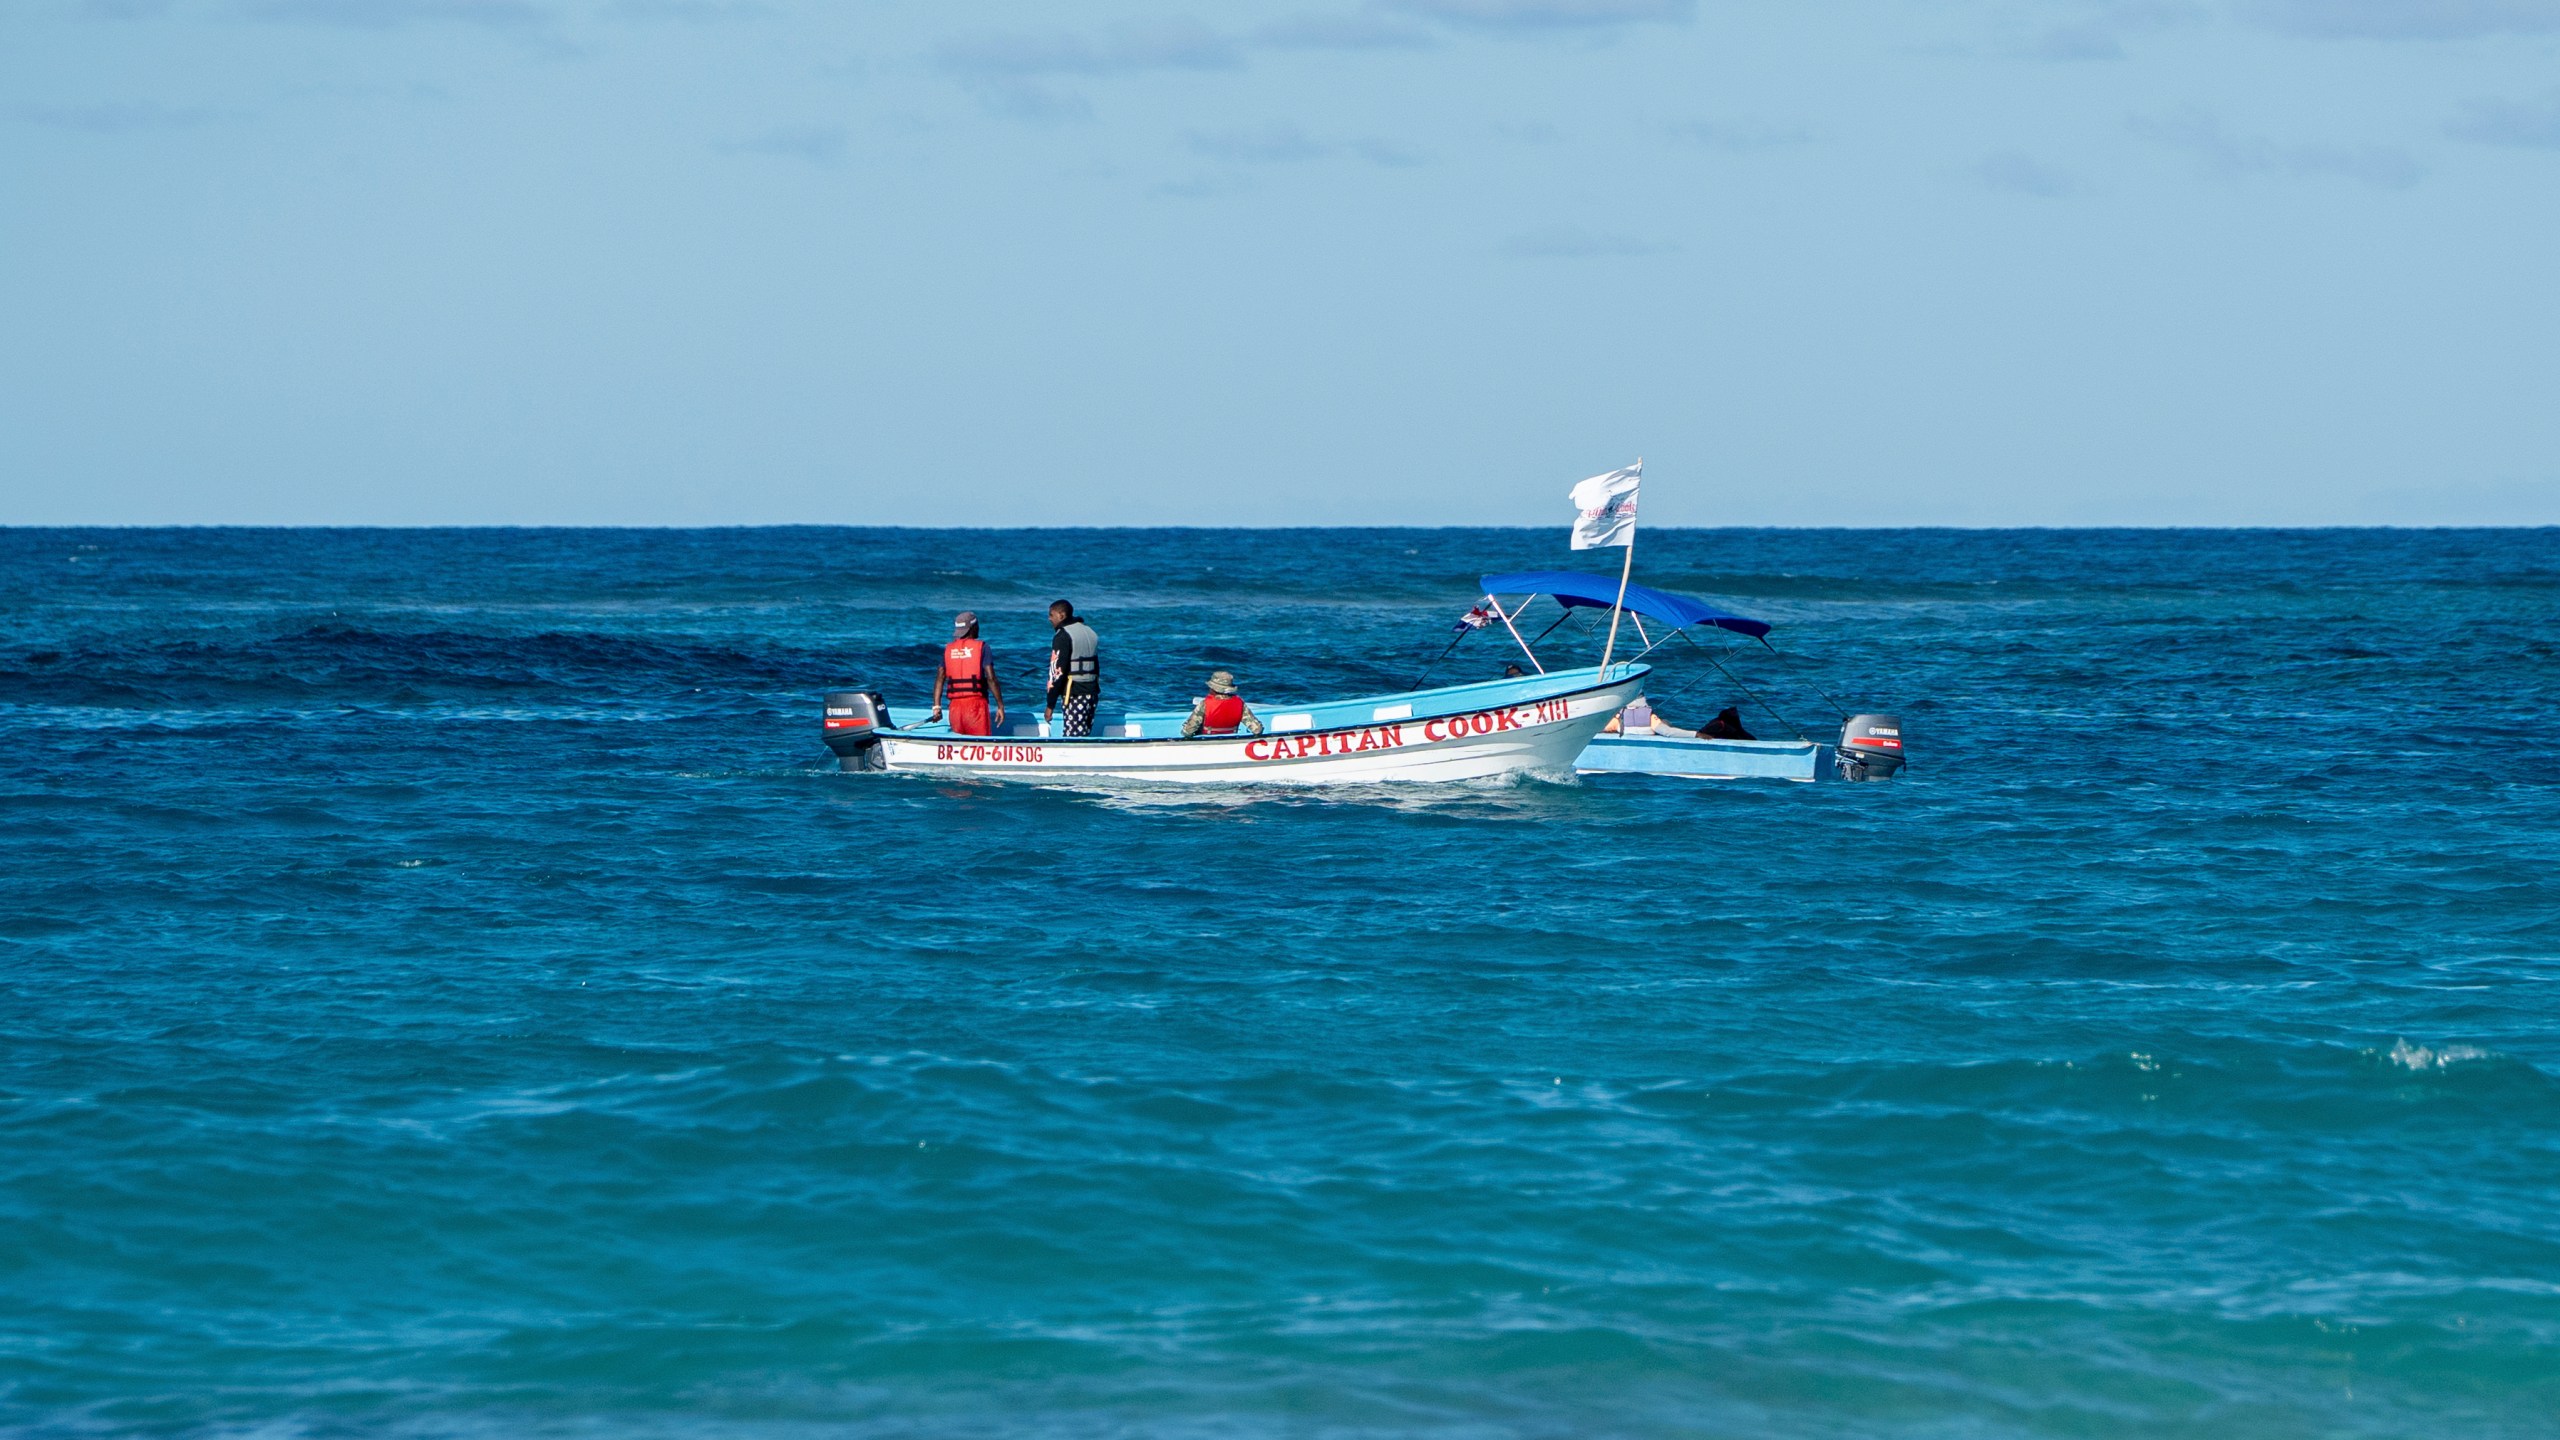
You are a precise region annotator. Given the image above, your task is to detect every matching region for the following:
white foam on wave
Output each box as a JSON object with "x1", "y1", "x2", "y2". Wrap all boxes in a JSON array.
[{"x1": 2385, "y1": 1038, "x2": 2492, "y2": 1071}]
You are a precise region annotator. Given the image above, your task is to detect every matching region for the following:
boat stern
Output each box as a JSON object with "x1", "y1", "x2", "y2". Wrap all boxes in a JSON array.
[{"x1": 821, "y1": 690, "x2": 894, "y2": 770}]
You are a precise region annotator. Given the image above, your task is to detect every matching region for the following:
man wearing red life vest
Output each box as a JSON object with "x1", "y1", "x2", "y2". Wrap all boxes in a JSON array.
[
  {"x1": 1180, "y1": 670, "x2": 1264, "y2": 738},
  {"x1": 927, "y1": 611, "x2": 1006, "y2": 737}
]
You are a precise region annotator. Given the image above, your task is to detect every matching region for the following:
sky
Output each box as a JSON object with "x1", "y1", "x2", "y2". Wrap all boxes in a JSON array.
[{"x1": 2, "y1": 0, "x2": 2557, "y2": 527}]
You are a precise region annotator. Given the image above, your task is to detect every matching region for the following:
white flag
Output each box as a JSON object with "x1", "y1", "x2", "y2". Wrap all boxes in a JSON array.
[{"x1": 1569, "y1": 461, "x2": 1641, "y2": 550}]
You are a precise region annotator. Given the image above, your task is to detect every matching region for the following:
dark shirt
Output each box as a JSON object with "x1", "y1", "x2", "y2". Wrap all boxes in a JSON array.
[
  {"x1": 1048, "y1": 621, "x2": 1100, "y2": 704},
  {"x1": 1701, "y1": 708, "x2": 1755, "y2": 740}
]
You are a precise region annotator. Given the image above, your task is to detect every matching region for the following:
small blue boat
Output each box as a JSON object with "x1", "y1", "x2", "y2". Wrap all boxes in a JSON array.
[
  {"x1": 1438, "y1": 572, "x2": 1880, "y2": 782},
  {"x1": 1574, "y1": 727, "x2": 1822, "y2": 782}
]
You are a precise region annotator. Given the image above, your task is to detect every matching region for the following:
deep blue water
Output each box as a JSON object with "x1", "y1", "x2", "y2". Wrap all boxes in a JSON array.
[{"x1": 4, "y1": 526, "x2": 2557, "y2": 1438}]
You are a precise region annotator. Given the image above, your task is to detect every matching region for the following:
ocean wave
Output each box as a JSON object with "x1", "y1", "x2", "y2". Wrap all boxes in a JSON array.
[{"x1": 2383, "y1": 1039, "x2": 2496, "y2": 1071}]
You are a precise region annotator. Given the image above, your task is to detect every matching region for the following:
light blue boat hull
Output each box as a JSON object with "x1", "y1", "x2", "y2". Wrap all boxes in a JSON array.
[{"x1": 1576, "y1": 733, "x2": 1823, "y2": 782}]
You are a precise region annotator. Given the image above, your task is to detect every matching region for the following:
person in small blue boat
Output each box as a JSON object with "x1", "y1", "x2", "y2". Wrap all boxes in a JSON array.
[
  {"x1": 1700, "y1": 706, "x2": 1756, "y2": 740},
  {"x1": 1045, "y1": 600, "x2": 1101, "y2": 738},
  {"x1": 1603, "y1": 697, "x2": 1685, "y2": 737},
  {"x1": 1182, "y1": 670, "x2": 1264, "y2": 738},
  {"x1": 927, "y1": 611, "x2": 1006, "y2": 737}
]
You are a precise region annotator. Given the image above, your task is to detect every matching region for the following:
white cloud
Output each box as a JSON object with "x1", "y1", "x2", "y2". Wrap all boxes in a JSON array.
[
  {"x1": 2238, "y1": 0, "x2": 2560, "y2": 39},
  {"x1": 1351, "y1": 137, "x2": 1427, "y2": 167},
  {"x1": 1253, "y1": 12, "x2": 1437, "y2": 49},
  {"x1": 1186, "y1": 123, "x2": 1427, "y2": 167},
  {"x1": 2447, "y1": 89, "x2": 2560, "y2": 148},
  {"x1": 241, "y1": 0, "x2": 552, "y2": 28},
  {"x1": 603, "y1": 0, "x2": 773, "y2": 22},
  {"x1": 1386, "y1": 0, "x2": 1693, "y2": 31},
  {"x1": 236, "y1": 0, "x2": 577, "y2": 55},
  {"x1": 2028, "y1": 23, "x2": 2127, "y2": 60},
  {"x1": 1665, "y1": 118, "x2": 1816, "y2": 152},
  {"x1": 976, "y1": 82, "x2": 1095, "y2": 126},
  {"x1": 933, "y1": 19, "x2": 1243, "y2": 123},
  {"x1": 1150, "y1": 174, "x2": 1236, "y2": 200},
  {"x1": 1976, "y1": 151, "x2": 2075, "y2": 196},
  {"x1": 13, "y1": 101, "x2": 243, "y2": 132},
  {"x1": 714, "y1": 123, "x2": 845, "y2": 165},
  {"x1": 932, "y1": 21, "x2": 1242, "y2": 78},
  {"x1": 2131, "y1": 109, "x2": 2426, "y2": 188},
  {"x1": 1188, "y1": 122, "x2": 1329, "y2": 163},
  {"x1": 2010, "y1": 3, "x2": 2201, "y2": 62},
  {"x1": 1501, "y1": 225, "x2": 1669, "y2": 257}
]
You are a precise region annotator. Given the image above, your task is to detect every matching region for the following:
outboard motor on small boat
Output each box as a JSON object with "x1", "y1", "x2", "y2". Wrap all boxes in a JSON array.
[
  {"x1": 1835, "y1": 714, "x2": 1906, "y2": 781},
  {"x1": 822, "y1": 690, "x2": 892, "y2": 771}
]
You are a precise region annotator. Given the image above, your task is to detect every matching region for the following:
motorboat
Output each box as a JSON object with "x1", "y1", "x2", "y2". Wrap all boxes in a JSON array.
[{"x1": 821, "y1": 663, "x2": 1645, "y2": 784}]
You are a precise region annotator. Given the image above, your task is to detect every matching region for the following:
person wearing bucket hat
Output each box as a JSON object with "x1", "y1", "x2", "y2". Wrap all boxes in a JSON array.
[
  {"x1": 1181, "y1": 670, "x2": 1264, "y2": 738},
  {"x1": 927, "y1": 611, "x2": 1005, "y2": 737}
]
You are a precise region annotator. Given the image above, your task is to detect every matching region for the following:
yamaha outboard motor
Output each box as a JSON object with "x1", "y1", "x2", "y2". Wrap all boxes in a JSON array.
[
  {"x1": 1835, "y1": 714, "x2": 1906, "y2": 781},
  {"x1": 822, "y1": 690, "x2": 893, "y2": 771}
]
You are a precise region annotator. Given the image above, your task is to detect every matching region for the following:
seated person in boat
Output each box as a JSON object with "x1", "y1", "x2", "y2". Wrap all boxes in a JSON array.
[
  {"x1": 1181, "y1": 670, "x2": 1264, "y2": 738},
  {"x1": 1699, "y1": 706, "x2": 1756, "y2": 740},
  {"x1": 1602, "y1": 698, "x2": 1685, "y2": 736}
]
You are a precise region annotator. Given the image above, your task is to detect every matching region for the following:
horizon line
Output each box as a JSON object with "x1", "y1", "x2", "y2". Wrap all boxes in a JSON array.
[{"x1": 6, "y1": 522, "x2": 2556, "y2": 534}]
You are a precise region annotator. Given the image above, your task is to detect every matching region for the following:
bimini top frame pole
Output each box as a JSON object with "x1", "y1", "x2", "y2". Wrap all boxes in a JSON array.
[
  {"x1": 1491, "y1": 593, "x2": 1546, "y2": 675},
  {"x1": 1412, "y1": 592, "x2": 1548, "y2": 689}
]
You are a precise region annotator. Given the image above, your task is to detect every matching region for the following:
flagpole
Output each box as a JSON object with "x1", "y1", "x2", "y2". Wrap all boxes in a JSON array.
[
  {"x1": 1598, "y1": 536, "x2": 1634, "y2": 678},
  {"x1": 1596, "y1": 457, "x2": 1639, "y2": 678}
]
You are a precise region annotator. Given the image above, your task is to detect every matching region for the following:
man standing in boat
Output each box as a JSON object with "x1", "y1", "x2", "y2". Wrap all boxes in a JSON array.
[
  {"x1": 926, "y1": 611, "x2": 1005, "y2": 737},
  {"x1": 1045, "y1": 599, "x2": 1101, "y2": 737}
]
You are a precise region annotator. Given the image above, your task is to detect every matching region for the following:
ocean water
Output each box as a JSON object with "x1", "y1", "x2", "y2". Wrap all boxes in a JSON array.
[{"x1": 3, "y1": 525, "x2": 2556, "y2": 1439}]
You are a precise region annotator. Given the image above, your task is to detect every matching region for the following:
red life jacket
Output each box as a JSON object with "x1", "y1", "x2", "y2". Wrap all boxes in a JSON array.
[
  {"x1": 1200, "y1": 692, "x2": 1245, "y2": 733},
  {"x1": 943, "y1": 639, "x2": 986, "y2": 696}
]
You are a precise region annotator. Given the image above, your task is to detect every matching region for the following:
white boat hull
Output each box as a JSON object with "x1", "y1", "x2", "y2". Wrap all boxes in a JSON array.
[{"x1": 872, "y1": 671, "x2": 1642, "y2": 785}]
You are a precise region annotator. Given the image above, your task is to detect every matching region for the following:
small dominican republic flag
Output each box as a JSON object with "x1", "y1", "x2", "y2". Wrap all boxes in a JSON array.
[{"x1": 1452, "y1": 603, "x2": 1497, "y2": 636}]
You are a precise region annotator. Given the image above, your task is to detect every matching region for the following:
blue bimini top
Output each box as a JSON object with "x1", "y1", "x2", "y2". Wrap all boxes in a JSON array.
[{"x1": 1481, "y1": 571, "x2": 1771, "y2": 640}]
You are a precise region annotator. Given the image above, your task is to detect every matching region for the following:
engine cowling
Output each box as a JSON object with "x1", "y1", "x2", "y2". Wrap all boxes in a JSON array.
[
  {"x1": 822, "y1": 690, "x2": 893, "y2": 770},
  {"x1": 1836, "y1": 714, "x2": 1906, "y2": 781}
]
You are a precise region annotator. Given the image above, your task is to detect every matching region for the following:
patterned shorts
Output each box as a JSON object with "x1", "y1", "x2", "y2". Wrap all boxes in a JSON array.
[{"x1": 1060, "y1": 695, "x2": 1096, "y2": 738}]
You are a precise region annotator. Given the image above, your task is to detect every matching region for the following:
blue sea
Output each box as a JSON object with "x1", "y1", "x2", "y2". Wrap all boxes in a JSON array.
[{"x1": 4, "y1": 526, "x2": 2556, "y2": 1438}]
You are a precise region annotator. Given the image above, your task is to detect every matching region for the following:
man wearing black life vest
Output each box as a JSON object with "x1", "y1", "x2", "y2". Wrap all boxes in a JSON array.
[
  {"x1": 1181, "y1": 670, "x2": 1264, "y2": 738},
  {"x1": 927, "y1": 611, "x2": 1006, "y2": 737},
  {"x1": 1045, "y1": 599, "x2": 1101, "y2": 737}
]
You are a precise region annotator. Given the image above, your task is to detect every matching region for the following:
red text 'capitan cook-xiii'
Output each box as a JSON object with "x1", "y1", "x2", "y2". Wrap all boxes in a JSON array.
[{"x1": 1242, "y1": 699, "x2": 1568, "y2": 762}]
